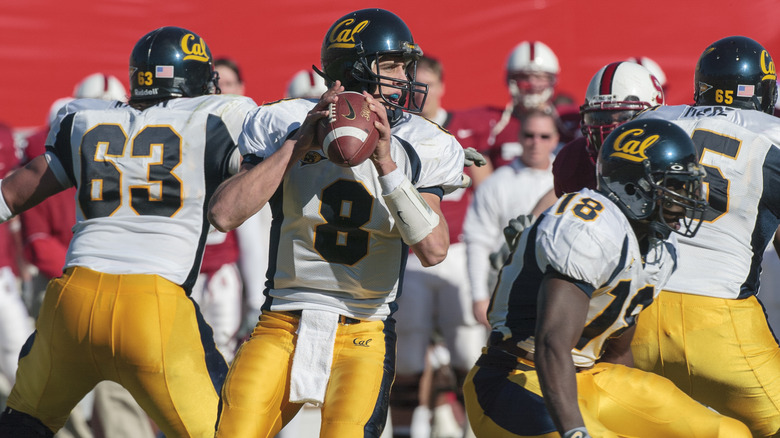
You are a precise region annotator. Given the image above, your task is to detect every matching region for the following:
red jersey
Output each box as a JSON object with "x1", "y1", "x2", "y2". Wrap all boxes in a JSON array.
[
  {"x1": 18, "y1": 127, "x2": 76, "y2": 278},
  {"x1": 551, "y1": 136, "x2": 597, "y2": 197},
  {"x1": 200, "y1": 230, "x2": 240, "y2": 275},
  {"x1": 451, "y1": 102, "x2": 580, "y2": 169},
  {"x1": 436, "y1": 110, "x2": 476, "y2": 243},
  {"x1": 0, "y1": 121, "x2": 19, "y2": 271}
]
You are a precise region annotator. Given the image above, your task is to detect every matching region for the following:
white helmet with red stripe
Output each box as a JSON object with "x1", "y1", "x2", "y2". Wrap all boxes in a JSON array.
[
  {"x1": 625, "y1": 56, "x2": 668, "y2": 92},
  {"x1": 74, "y1": 72, "x2": 127, "y2": 101},
  {"x1": 581, "y1": 61, "x2": 664, "y2": 156},
  {"x1": 505, "y1": 40, "x2": 559, "y2": 109},
  {"x1": 286, "y1": 69, "x2": 328, "y2": 99}
]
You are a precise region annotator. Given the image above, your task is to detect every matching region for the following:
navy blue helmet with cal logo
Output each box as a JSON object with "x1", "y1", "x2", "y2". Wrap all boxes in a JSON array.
[
  {"x1": 317, "y1": 8, "x2": 428, "y2": 116},
  {"x1": 597, "y1": 118, "x2": 707, "y2": 238},
  {"x1": 129, "y1": 26, "x2": 219, "y2": 102},
  {"x1": 694, "y1": 36, "x2": 778, "y2": 114}
]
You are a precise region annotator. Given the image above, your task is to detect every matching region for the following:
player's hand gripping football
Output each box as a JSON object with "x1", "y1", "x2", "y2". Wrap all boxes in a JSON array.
[
  {"x1": 363, "y1": 92, "x2": 395, "y2": 175},
  {"x1": 291, "y1": 80, "x2": 345, "y2": 159}
]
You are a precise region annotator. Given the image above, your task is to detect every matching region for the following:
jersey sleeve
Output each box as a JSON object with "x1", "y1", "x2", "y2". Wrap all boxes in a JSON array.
[
  {"x1": 239, "y1": 99, "x2": 308, "y2": 159},
  {"x1": 216, "y1": 95, "x2": 258, "y2": 144},
  {"x1": 410, "y1": 119, "x2": 466, "y2": 196},
  {"x1": 536, "y1": 199, "x2": 627, "y2": 290}
]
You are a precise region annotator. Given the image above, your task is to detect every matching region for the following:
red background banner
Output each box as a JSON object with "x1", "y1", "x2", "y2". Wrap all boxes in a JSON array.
[{"x1": 2, "y1": 0, "x2": 779, "y2": 129}]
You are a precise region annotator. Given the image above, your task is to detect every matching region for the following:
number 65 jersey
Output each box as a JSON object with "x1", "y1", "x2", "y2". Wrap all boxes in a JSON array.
[
  {"x1": 239, "y1": 98, "x2": 465, "y2": 320},
  {"x1": 44, "y1": 95, "x2": 257, "y2": 292},
  {"x1": 636, "y1": 105, "x2": 780, "y2": 299},
  {"x1": 488, "y1": 188, "x2": 679, "y2": 368}
]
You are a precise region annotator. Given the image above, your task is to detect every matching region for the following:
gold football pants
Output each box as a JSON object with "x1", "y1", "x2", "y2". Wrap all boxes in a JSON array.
[
  {"x1": 463, "y1": 357, "x2": 750, "y2": 437},
  {"x1": 216, "y1": 310, "x2": 395, "y2": 438},
  {"x1": 632, "y1": 291, "x2": 780, "y2": 437},
  {"x1": 6, "y1": 266, "x2": 227, "y2": 437}
]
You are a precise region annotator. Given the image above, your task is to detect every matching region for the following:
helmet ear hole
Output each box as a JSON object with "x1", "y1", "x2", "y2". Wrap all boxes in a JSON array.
[{"x1": 624, "y1": 183, "x2": 637, "y2": 196}]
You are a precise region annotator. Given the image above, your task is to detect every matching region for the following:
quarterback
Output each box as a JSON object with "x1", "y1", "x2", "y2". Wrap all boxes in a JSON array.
[{"x1": 209, "y1": 8, "x2": 465, "y2": 438}]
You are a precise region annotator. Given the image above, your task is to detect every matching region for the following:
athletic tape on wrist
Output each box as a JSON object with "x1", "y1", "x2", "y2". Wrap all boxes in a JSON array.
[
  {"x1": 378, "y1": 167, "x2": 406, "y2": 196},
  {"x1": 383, "y1": 177, "x2": 440, "y2": 245},
  {"x1": 0, "y1": 180, "x2": 13, "y2": 223}
]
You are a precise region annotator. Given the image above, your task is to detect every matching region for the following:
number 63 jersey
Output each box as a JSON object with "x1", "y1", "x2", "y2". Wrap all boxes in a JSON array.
[
  {"x1": 239, "y1": 98, "x2": 465, "y2": 320},
  {"x1": 44, "y1": 95, "x2": 257, "y2": 292},
  {"x1": 488, "y1": 188, "x2": 679, "y2": 368},
  {"x1": 635, "y1": 105, "x2": 780, "y2": 299}
]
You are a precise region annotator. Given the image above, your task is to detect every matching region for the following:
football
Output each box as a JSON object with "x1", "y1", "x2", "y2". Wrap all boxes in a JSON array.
[{"x1": 318, "y1": 91, "x2": 379, "y2": 167}]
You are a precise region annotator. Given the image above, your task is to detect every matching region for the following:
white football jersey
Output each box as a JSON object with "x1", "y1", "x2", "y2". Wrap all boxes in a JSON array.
[
  {"x1": 489, "y1": 189, "x2": 678, "y2": 368},
  {"x1": 45, "y1": 95, "x2": 257, "y2": 291},
  {"x1": 636, "y1": 105, "x2": 780, "y2": 299},
  {"x1": 463, "y1": 157, "x2": 554, "y2": 301},
  {"x1": 239, "y1": 98, "x2": 465, "y2": 320}
]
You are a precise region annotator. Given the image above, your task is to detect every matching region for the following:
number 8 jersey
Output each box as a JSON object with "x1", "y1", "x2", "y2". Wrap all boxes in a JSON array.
[
  {"x1": 44, "y1": 95, "x2": 257, "y2": 292},
  {"x1": 239, "y1": 98, "x2": 465, "y2": 320},
  {"x1": 488, "y1": 188, "x2": 679, "y2": 368}
]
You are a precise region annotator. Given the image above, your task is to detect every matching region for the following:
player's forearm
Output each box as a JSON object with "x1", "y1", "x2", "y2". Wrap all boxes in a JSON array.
[
  {"x1": 536, "y1": 341, "x2": 586, "y2": 434},
  {"x1": 410, "y1": 208, "x2": 449, "y2": 267},
  {"x1": 1, "y1": 156, "x2": 65, "y2": 223},
  {"x1": 209, "y1": 141, "x2": 298, "y2": 231}
]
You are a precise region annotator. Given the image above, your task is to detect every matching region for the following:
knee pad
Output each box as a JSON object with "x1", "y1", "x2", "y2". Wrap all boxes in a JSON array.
[{"x1": 0, "y1": 407, "x2": 55, "y2": 438}]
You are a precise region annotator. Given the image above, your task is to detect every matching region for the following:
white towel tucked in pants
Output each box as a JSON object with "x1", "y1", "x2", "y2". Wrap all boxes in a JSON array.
[{"x1": 289, "y1": 309, "x2": 340, "y2": 406}]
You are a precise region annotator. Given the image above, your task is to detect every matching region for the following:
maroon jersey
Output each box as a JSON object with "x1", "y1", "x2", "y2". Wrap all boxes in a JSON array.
[
  {"x1": 450, "y1": 103, "x2": 580, "y2": 170},
  {"x1": 200, "y1": 230, "x2": 240, "y2": 275},
  {"x1": 0, "y1": 122, "x2": 19, "y2": 272},
  {"x1": 436, "y1": 110, "x2": 475, "y2": 243},
  {"x1": 551, "y1": 136, "x2": 596, "y2": 197}
]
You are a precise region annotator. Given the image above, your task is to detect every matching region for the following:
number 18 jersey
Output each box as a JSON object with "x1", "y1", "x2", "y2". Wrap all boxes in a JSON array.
[
  {"x1": 489, "y1": 189, "x2": 678, "y2": 368},
  {"x1": 44, "y1": 95, "x2": 257, "y2": 291}
]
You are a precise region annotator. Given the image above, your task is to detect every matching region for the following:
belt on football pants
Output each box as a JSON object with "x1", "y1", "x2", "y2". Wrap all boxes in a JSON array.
[
  {"x1": 285, "y1": 310, "x2": 362, "y2": 325},
  {"x1": 477, "y1": 346, "x2": 535, "y2": 371}
]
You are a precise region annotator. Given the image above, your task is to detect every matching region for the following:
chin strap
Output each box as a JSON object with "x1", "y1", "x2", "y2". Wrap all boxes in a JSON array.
[
  {"x1": 648, "y1": 219, "x2": 672, "y2": 240},
  {"x1": 386, "y1": 106, "x2": 403, "y2": 126}
]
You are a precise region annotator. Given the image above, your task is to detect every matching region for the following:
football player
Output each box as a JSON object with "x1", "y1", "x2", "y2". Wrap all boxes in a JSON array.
[
  {"x1": 463, "y1": 118, "x2": 751, "y2": 437},
  {"x1": 286, "y1": 68, "x2": 328, "y2": 99},
  {"x1": 0, "y1": 26, "x2": 257, "y2": 438},
  {"x1": 630, "y1": 35, "x2": 780, "y2": 437},
  {"x1": 209, "y1": 8, "x2": 466, "y2": 438},
  {"x1": 449, "y1": 40, "x2": 580, "y2": 187},
  {"x1": 552, "y1": 61, "x2": 665, "y2": 198}
]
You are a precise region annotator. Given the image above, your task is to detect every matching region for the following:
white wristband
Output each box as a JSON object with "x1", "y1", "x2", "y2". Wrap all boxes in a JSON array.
[
  {"x1": 0, "y1": 180, "x2": 13, "y2": 223},
  {"x1": 383, "y1": 177, "x2": 440, "y2": 245},
  {"x1": 378, "y1": 167, "x2": 406, "y2": 196}
]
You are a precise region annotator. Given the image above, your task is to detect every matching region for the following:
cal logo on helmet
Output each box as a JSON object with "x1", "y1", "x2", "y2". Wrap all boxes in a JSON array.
[
  {"x1": 181, "y1": 34, "x2": 210, "y2": 62},
  {"x1": 327, "y1": 18, "x2": 370, "y2": 50},
  {"x1": 609, "y1": 128, "x2": 659, "y2": 162},
  {"x1": 760, "y1": 50, "x2": 776, "y2": 81}
]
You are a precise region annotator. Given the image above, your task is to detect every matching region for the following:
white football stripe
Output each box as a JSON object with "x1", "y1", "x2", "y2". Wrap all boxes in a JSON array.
[{"x1": 322, "y1": 126, "x2": 369, "y2": 153}]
